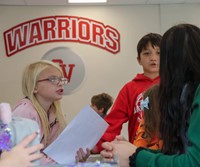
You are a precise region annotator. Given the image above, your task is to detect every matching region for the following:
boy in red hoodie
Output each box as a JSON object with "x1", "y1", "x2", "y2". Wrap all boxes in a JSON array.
[{"x1": 93, "y1": 33, "x2": 162, "y2": 153}]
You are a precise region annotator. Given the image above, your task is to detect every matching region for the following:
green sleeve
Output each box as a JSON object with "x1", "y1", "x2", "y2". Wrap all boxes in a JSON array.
[{"x1": 135, "y1": 85, "x2": 200, "y2": 167}]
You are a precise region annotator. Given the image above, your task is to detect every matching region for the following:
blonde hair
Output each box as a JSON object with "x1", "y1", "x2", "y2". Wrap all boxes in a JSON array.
[{"x1": 22, "y1": 60, "x2": 67, "y2": 146}]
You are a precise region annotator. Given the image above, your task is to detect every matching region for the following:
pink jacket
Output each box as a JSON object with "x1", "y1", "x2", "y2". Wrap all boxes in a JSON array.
[{"x1": 12, "y1": 98, "x2": 59, "y2": 165}]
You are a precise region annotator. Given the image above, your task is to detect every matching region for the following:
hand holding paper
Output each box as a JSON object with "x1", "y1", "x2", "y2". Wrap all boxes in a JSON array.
[{"x1": 44, "y1": 105, "x2": 108, "y2": 164}]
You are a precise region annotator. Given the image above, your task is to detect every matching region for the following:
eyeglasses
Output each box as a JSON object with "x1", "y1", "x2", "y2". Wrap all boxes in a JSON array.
[{"x1": 37, "y1": 77, "x2": 68, "y2": 85}]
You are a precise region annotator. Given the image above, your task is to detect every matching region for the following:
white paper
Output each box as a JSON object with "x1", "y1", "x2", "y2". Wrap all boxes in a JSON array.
[{"x1": 43, "y1": 105, "x2": 109, "y2": 164}]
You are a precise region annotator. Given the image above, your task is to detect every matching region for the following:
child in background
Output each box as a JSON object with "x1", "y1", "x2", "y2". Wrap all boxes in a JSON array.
[
  {"x1": 94, "y1": 33, "x2": 162, "y2": 153},
  {"x1": 134, "y1": 84, "x2": 163, "y2": 150},
  {"x1": 76, "y1": 93, "x2": 113, "y2": 161},
  {"x1": 90, "y1": 93, "x2": 113, "y2": 118}
]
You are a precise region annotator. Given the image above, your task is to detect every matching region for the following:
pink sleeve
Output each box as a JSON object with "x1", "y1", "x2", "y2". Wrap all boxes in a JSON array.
[{"x1": 12, "y1": 99, "x2": 41, "y2": 125}]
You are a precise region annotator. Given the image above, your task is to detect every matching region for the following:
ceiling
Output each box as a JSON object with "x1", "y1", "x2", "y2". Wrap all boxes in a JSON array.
[{"x1": 0, "y1": 0, "x2": 200, "y2": 6}]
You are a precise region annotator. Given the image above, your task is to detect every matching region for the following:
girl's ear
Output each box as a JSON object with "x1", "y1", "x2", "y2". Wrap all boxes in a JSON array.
[{"x1": 33, "y1": 88, "x2": 38, "y2": 93}]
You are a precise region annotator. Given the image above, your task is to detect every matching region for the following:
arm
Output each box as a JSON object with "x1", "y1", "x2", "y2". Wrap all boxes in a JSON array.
[{"x1": 95, "y1": 85, "x2": 131, "y2": 152}]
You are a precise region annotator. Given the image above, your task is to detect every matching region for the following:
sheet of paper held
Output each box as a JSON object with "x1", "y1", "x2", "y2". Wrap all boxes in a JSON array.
[{"x1": 43, "y1": 105, "x2": 109, "y2": 165}]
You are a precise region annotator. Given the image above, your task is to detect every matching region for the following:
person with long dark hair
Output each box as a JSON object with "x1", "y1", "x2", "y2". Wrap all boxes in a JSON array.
[{"x1": 100, "y1": 23, "x2": 200, "y2": 167}]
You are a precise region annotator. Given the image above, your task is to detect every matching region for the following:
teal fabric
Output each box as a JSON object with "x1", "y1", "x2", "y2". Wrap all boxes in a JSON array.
[{"x1": 8, "y1": 116, "x2": 41, "y2": 165}]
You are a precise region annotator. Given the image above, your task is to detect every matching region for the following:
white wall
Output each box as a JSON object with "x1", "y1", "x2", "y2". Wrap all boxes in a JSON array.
[
  {"x1": 160, "y1": 4, "x2": 200, "y2": 34},
  {"x1": 1, "y1": 4, "x2": 200, "y2": 138}
]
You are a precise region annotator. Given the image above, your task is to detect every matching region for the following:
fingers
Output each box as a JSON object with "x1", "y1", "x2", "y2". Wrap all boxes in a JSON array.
[
  {"x1": 86, "y1": 148, "x2": 91, "y2": 155},
  {"x1": 115, "y1": 135, "x2": 126, "y2": 141},
  {"x1": 102, "y1": 142, "x2": 113, "y2": 151},
  {"x1": 76, "y1": 148, "x2": 84, "y2": 162},
  {"x1": 85, "y1": 148, "x2": 91, "y2": 160},
  {"x1": 27, "y1": 143, "x2": 44, "y2": 154},
  {"x1": 100, "y1": 149, "x2": 113, "y2": 159},
  {"x1": 76, "y1": 148, "x2": 90, "y2": 162},
  {"x1": 100, "y1": 141, "x2": 115, "y2": 162},
  {"x1": 29, "y1": 152, "x2": 44, "y2": 162},
  {"x1": 75, "y1": 155, "x2": 79, "y2": 163},
  {"x1": 18, "y1": 132, "x2": 39, "y2": 147},
  {"x1": 101, "y1": 142, "x2": 114, "y2": 159},
  {"x1": 24, "y1": 163, "x2": 35, "y2": 167}
]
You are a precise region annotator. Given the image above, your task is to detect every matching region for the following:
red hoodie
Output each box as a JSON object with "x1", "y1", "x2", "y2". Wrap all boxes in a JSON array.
[{"x1": 95, "y1": 73, "x2": 160, "y2": 152}]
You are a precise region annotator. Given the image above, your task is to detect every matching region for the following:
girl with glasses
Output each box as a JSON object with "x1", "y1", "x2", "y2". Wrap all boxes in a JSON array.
[{"x1": 12, "y1": 60, "x2": 89, "y2": 165}]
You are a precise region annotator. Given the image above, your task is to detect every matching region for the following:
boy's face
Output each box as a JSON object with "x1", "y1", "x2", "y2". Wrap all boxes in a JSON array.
[{"x1": 137, "y1": 42, "x2": 160, "y2": 78}]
